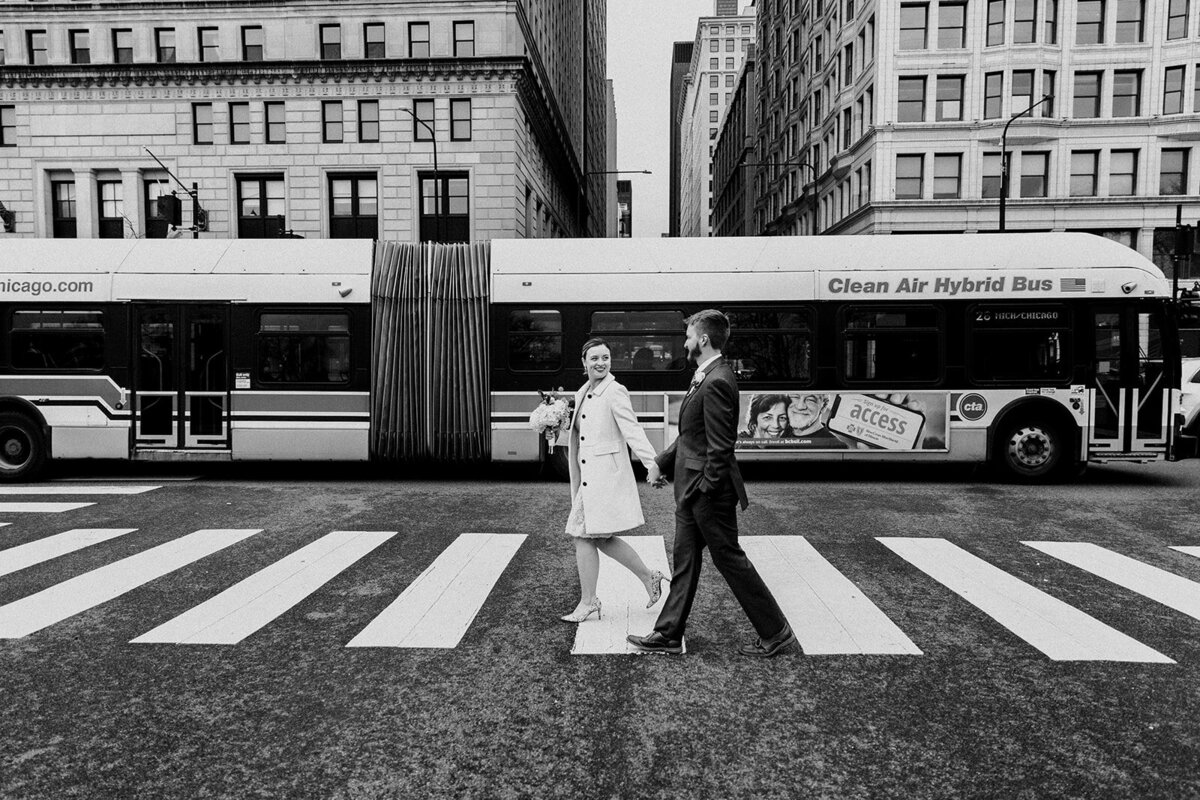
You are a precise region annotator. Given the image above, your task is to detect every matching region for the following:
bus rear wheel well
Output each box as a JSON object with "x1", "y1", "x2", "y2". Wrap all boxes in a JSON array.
[
  {"x1": 988, "y1": 399, "x2": 1079, "y2": 482},
  {"x1": 0, "y1": 402, "x2": 50, "y2": 482}
]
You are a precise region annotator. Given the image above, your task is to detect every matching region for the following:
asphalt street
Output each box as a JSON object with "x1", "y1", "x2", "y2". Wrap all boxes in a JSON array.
[{"x1": 1, "y1": 459, "x2": 1199, "y2": 799}]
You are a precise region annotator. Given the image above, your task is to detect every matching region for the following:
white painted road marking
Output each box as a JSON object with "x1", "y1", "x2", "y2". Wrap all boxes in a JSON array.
[
  {"x1": 0, "y1": 503, "x2": 95, "y2": 513},
  {"x1": 569, "y1": 536, "x2": 680, "y2": 655},
  {"x1": 133, "y1": 531, "x2": 395, "y2": 645},
  {"x1": 347, "y1": 533, "x2": 525, "y2": 649},
  {"x1": 878, "y1": 537, "x2": 1173, "y2": 663},
  {"x1": 0, "y1": 528, "x2": 138, "y2": 578},
  {"x1": 1026, "y1": 542, "x2": 1200, "y2": 623},
  {"x1": 0, "y1": 529, "x2": 262, "y2": 638},
  {"x1": 1170, "y1": 546, "x2": 1200, "y2": 560},
  {"x1": 0, "y1": 486, "x2": 160, "y2": 495},
  {"x1": 744, "y1": 536, "x2": 922, "y2": 655}
]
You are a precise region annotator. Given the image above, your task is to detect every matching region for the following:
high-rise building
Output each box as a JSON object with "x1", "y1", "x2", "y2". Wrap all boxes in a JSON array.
[
  {"x1": 668, "y1": 40, "x2": 694, "y2": 237},
  {"x1": 714, "y1": 0, "x2": 742, "y2": 17},
  {"x1": 0, "y1": 0, "x2": 608, "y2": 241},
  {"x1": 712, "y1": 47, "x2": 757, "y2": 237},
  {"x1": 750, "y1": 0, "x2": 1199, "y2": 272},
  {"x1": 678, "y1": 4, "x2": 756, "y2": 237},
  {"x1": 617, "y1": 179, "x2": 632, "y2": 237}
]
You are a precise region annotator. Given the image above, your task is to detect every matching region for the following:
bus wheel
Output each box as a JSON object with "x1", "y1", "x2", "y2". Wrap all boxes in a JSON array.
[
  {"x1": 0, "y1": 413, "x2": 46, "y2": 482},
  {"x1": 996, "y1": 419, "x2": 1065, "y2": 482}
]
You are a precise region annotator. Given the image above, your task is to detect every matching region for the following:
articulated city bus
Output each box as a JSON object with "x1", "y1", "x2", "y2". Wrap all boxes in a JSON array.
[{"x1": 0, "y1": 234, "x2": 1194, "y2": 482}]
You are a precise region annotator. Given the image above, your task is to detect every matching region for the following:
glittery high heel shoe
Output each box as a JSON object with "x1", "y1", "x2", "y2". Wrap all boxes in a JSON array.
[
  {"x1": 559, "y1": 599, "x2": 602, "y2": 623},
  {"x1": 645, "y1": 570, "x2": 667, "y2": 608}
]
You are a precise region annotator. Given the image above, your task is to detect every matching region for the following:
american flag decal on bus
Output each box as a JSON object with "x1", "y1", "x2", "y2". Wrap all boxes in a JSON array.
[{"x1": 1060, "y1": 277, "x2": 1087, "y2": 292}]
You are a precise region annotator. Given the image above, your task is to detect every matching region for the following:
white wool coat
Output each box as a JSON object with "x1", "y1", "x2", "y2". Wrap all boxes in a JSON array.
[{"x1": 567, "y1": 373, "x2": 658, "y2": 535}]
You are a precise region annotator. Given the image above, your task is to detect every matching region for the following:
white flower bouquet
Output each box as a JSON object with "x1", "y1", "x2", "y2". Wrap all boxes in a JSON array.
[{"x1": 529, "y1": 388, "x2": 572, "y2": 452}]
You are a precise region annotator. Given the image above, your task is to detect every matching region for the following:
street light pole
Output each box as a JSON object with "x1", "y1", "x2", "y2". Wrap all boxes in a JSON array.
[
  {"x1": 999, "y1": 94, "x2": 1053, "y2": 232},
  {"x1": 397, "y1": 107, "x2": 440, "y2": 242},
  {"x1": 740, "y1": 159, "x2": 819, "y2": 235}
]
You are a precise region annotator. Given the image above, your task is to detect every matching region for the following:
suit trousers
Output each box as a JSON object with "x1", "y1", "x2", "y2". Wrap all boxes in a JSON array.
[{"x1": 654, "y1": 485, "x2": 788, "y2": 641}]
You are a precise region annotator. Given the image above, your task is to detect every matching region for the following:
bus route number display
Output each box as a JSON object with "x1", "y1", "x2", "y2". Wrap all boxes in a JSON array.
[{"x1": 828, "y1": 394, "x2": 926, "y2": 450}]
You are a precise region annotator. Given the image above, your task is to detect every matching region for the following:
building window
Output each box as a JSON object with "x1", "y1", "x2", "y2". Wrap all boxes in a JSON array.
[
  {"x1": 419, "y1": 171, "x2": 469, "y2": 243},
  {"x1": 1044, "y1": 0, "x2": 1059, "y2": 42},
  {"x1": 358, "y1": 100, "x2": 379, "y2": 143},
  {"x1": 229, "y1": 102, "x2": 250, "y2": 144},
  {"x1": 1167, "y1": 0, "x2": 1190, "y2": 39},
  {"x1": 51, "y1": 181, "x2": 77, "y2": 238},
  {"x1": 710, "y1": 109, "x2": 719, "y2": 123},
  {"x1": 409, "y1": 22, "x2": 430, "y2": 57},
  {"x1": 144, "y1": 179, "x2": 170, "y2": 238},
  {"x1": 0, "y1": 106, "x2": 14, "y2": 147},
  {"x1": 454, "y1": 21, "x2": 474, "y2": 57},
  {"x1": 0, "y1": 29, "x2": 6, "y2": 65},
  {"x1": 898, "y1": 76, "x2": 926, "y2": 122},
  {"x1": 237, "y1": 175, "x2": 285, "y2": 238},
  {"x1": 1164, "y1": 66, "x2": 1185, "y2": 114},
  {"x1": 938, "y1": 1, "x2": 967, "y2": 47},
  {"x1": 1012, "y1": 70, "x2": 1035, "y2": 114},
  {"x1": 1070, "y1": 151, "x2": 1099, "y2": 196},
  {"x1": 1042, "y1": 71, "x2": 1056, "y2": 116},
  {"x1": 155, "y1": 28, "x2": 176, "y2": 63},
  {"x1": 710, "y1": 39, "x2": 719, "y2": 52},
  {"x1": 412, "y1": 98, "x2": 434, "y2": 141},
  {"x1": 987, "y1": 0, "x2": 1006, "y2": 46},
  {"x1": 710, "y1": 57, "x2": 719, "y2": 69},
  {"x1": 69, "y1": 30, "x2": 90, "y2": 64},
  {"x1": 1073, "y1": 72, "x2": 1102, "y2": 118},
  {"x1": 725, "y1": 74, "x2": 734, "y2": 88},
  {"x1": 725, "y1": 57, "x2": 734, "y2": 69},
  {"x1": 265, "y1": 102, "x2": 285, "y2": 144},
  {"x1": 982, "y1": 152, "x2": 1002, "y2": 198},
  {"x1": 364, "y1": 23, "x2": 385, "y2": 58},
  {"x1": 1014, "y1": 0, "x2": 1037, "y2": 42},
  {"x1": 1160, "y1": 149, "x2": 1189, "y2": 195},
  {"x1": 198, "y1": 28, "x2": 219, "y2": 62},
  {"x1": 710, "y1": 92, "x2": 718, "y2": 106},
  {"x1": 113, "y1": 29, "x2": 133, "y2": 64},
  {"x1": 242, "y1": 26, "x2": 264, "y2": 61},
  {"x1": 984, "y1": 72, "x2": 1003, "y2": 118},
  {"x1": 933, "y1": 154, "x2": 961, "y2": 199},
  {"x1": 27, "y1": 30, "x2": 47, "y2": 65},
  {"x1": 319, "y1": 25, "x2": 341, "y2": 60},
  {"x1": 899, "y1": 4, "x2": 928, "y2": 49},
  {"x1": 935, "y1": 76, "x2": 963, "y2": 120},
  {"x1": 1112, "y1": 71, "x2": 1141, "y2": 117},
  {"x1": 322, "y1": 101, "x2": 343, "y2": 143},
  {"x1": 1110, "y1": 150, "x2": 1138, "y2": 195},
  {"x1": 709, "y1": 74, "x2": 719, "y2": 89},
  {"x1": 1115, "y1": 0, "x2": 1144, "y2": 43},
  {"x1": 896, "y1": 154, "x2": 924, "y2": 199},
  {"x1": 329, "y1": 174, "x2": 378, "y2": 239},
  {"x1": 450, "y1": 98, "x2": 471, "y2": 141},
  {"x1": 98, "y1": 181, "x2": 124, "y2": 239},
  {"x1": 1020, "y1": 152, "x2": 1049, "y2": 197},
  {"x1": 192, "y1": 103, "x2": 213, "y2": 144},
  {"x1": 1077, "y1": 0, "x2": 1105, "y2": 44}
]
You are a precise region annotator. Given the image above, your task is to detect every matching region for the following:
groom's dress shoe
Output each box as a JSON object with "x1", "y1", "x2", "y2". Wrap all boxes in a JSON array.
[
  {"x1": 738, "y1": 623, "x2": 797, "y2": 658},
  {"x1": 626, "y1": 631, "x2": 683, "y2": 654}
]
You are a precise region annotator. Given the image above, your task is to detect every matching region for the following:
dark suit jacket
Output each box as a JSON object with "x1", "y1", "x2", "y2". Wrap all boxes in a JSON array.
[{"x1": 655, "y1": 356, "x2": 749, "y2": 510}]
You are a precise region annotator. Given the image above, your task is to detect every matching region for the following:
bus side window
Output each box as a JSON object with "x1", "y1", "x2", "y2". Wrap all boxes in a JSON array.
[
  {"x1": 508, "y1": 309, "x2": 562, "y2": 372},
  {"x1": 968, "y1": 304, "x2": 1070, "y2": 383},
  {"x1": 11, "y1": 309, "x2": 105, "y2": 371},
  {"x1": 256, "y1": 312, "x2": 351, "y2": 385},
  {"x1": 589, "y1": 309, "x2": 684, "y2": 372},
  {"x1": 724, "y1": 308, "x2": 812, "y2": 383},
  {"x1": 841, "y1": 307, "x2": 941, "y2": 383}
]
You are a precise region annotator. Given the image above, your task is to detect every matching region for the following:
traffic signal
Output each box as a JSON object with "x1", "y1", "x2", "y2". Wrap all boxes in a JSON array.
[
  {"x1": 194, "y1": 207, "x2": 209, "y2": 232},
  {"x1": 155, "y1": 194, "x2": 182, "y2": 226}
]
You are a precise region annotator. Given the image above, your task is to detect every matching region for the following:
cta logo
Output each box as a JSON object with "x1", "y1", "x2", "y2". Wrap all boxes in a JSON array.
[{"x1": 958, "y1": 393, "x2": 988, "y2": 421}]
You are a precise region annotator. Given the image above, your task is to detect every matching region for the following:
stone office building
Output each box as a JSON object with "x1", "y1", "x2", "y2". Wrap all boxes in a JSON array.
[{"x1": 0, "y1": 0, "x2": 609, "y2": 241}]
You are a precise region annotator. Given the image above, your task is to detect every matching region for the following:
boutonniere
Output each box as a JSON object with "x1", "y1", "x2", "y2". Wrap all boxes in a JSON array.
[{"x1": 692, "y1": 369, "x2": 706, "y2": 385}]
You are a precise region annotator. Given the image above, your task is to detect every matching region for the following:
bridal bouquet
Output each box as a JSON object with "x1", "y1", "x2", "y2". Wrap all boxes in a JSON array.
[{"x1": 529, "y1": 388, "x2": 571, "y2": 452}]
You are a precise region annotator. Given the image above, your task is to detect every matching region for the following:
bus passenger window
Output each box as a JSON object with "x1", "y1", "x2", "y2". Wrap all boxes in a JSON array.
[
  {"x1": 11, "y1": 310, "x2": 105, "y2": 371},
  {"x1": 256, "y1": 312, "x2": 350, "y2": 384},
  {"x1": 590, "y1": 310, "x2": 685, "y2": 371},
  {"x1": 724, "y1": 309, "x2": 812, "y2": 382},
  {"x1": 968, "y1": 305, "x2": 1070, "y2": 383},
  {"x1": 841, "y1": 307, "x2": 941, "y2": 383},
  {"x1": 508, "y1": 309, "x2": 562, "y2": 371}
]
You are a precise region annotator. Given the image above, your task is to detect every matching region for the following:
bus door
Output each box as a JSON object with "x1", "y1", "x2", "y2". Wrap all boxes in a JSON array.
[
  {"x1": 134, "y1": 303, "x2": 230, "y2": 449},
  {"x1": 1088, "y1": 306, "x2": 1170, "y2": 458}
]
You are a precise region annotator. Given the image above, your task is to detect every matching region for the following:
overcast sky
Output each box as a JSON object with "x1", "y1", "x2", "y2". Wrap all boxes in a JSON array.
[{"x1": 606, "y1": 1, "x2": 716, "y2": 237}]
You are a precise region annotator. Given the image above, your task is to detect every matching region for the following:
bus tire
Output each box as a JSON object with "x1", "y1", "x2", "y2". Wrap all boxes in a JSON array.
[
  {"x1": 0, "y1": 413, "x2": 47, "y2": 482},
  {"x1": 994, "y1": 418, "x2": 1068, "y2": 483}
]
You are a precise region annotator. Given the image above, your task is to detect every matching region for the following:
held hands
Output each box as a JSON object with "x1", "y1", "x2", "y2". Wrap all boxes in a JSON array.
[{"x1": 646, "y1": 463, "x2": 668, "y2": 488}]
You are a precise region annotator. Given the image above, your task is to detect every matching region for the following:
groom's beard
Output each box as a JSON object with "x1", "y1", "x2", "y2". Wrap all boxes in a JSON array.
[{"x1": 687, "y1": 342, "x2": 702, "y2": 362}]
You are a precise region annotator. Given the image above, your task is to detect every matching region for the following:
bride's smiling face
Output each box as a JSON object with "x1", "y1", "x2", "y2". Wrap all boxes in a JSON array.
[{"x1": 582, "y1": 344, "x2": 611, "y2": 383}]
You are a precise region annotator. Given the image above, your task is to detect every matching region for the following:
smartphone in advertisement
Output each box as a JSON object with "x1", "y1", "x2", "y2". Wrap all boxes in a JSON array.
[{"x1": 828, "y1": 394, "x2": 926, "y2": 450}]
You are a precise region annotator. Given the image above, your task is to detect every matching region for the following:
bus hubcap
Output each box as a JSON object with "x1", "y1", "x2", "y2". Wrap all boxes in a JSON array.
[
  {"x1": 1009, "y1": 427, "x2": 1052, "y2": 469},
  {"x1": 0, "y1": 429, "x2": 30, "y2": 469}
]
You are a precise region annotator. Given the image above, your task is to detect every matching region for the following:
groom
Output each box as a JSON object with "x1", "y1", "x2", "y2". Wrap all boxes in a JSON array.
[{"x1": 632, "y1": 309, "x2": 796, "y2": 657}]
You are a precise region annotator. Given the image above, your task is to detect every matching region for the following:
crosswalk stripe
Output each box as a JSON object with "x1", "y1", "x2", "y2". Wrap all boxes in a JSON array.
[
  {"x1": 1170, "y1": 546, "x2": 1200, "y2": 560},
  {"x1": 569, "y1": 536, "x2": 678, "y2": 655},
  {"x1": 0, "y1": 502, "x2": 95, "y2": 513},
  {"x1": 0, "y1": 486, "x2": 160, "y2": 496},
  {"x1": 0, "y1": 529, "x2": 262, "y2": 638},
  {"x1": 878, "y1": 537, "x2": 1173, "y2": 663},
  {"x1": 132, "y1": 531, "x2": 395, "y2": 645},
  {"x1": 1026, "y1": 542, "x2": 1200, "y2": 623},
  {"x1": 346, "y1": 533, "x2": 525, "y2": 649},
  {"x1": 744, "y1": 537, "x2": 922, "y2": 655},
  {"x1": 0, "y1": 528, "x2": 138, "y2": 578}
]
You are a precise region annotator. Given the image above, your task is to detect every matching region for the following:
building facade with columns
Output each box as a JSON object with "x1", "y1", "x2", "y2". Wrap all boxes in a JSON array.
[{"x1": 0, "y1": 0, "x2": 608, "y2": 241}]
